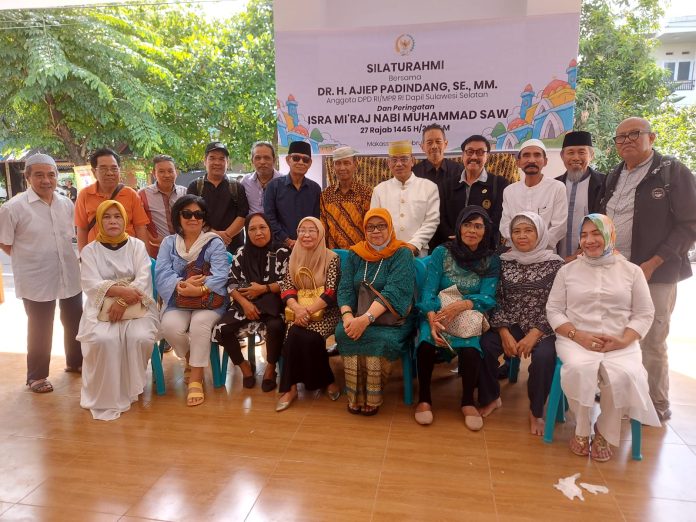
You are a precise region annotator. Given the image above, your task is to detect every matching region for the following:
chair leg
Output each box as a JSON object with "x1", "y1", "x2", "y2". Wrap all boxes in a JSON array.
[
  {"x1": 248, "y1": 335, "x2": 256, "y2": 374},
  {"x1": 402, "y1": 348, "x2": 413, "y2": 406},
  {"x1": 209, "y1": 342, "x2": 223, "y2": 388},
  {"x1": 508, "y1": 357, "x2": 520, "y2": 383},
  {"x1": 151, "y1": 343, "x2": 165, "y2": 395},
  {"x1": 631, "y1": 418, "x2": 643, "y2": 461},
  {"x1": 543, "y1": 358, "x2": 563, "y2": 444}
]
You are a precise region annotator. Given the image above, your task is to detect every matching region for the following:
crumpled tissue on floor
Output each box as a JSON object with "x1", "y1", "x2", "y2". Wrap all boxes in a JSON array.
[{"x1": 554, "y1": 473, "x2": 610, "y2": 501}]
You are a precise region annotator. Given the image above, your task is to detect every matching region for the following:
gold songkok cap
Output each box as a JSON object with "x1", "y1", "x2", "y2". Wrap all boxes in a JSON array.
[{"x1": 388, "y1": 140, "x2": 412, "y2": 156}]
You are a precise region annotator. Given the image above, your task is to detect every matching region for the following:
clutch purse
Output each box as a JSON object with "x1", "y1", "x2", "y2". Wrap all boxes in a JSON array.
[
  {"x1": 437, "y1": 284, "x2": 490, "y2": 339},
  {"x1": 284, "y1": 266, "x2": 325, "y2": 322},
  {"x1": 97, "y1": 297, "x2": 147, "y2": 322}
]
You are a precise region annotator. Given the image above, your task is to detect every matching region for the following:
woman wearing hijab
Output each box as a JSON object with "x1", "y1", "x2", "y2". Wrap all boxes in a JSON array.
[
  {"x1": 213, "y1": 213, "x2": 290, "y2": 392},
  {"x1": 478, "y1": 211, "x2": 565, "y2": 435},
  {"x1": 275, "y1": 217, "x2": 341, "y2": 412},
  {"x1": 77, "y1": 200, "x2": 159, "y2": 421},
  {"x1": 336, "y1": 208, "x2": 416, "y2": 416},
  {"x1": 547, "y1": 214, "x2": 659, "y2": 462},
  {"x1": 155, "y1": 195, "x2": 228, "y2": 407},
  {"x1": 415, "y1": 206, "x2": 500, "y2": 429}
]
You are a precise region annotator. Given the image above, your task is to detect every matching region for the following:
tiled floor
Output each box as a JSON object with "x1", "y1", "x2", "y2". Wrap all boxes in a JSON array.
[
  {"x1": 1, "y1": 256, "x2": 695, "y2": 521},
  {"x1": 0, "y1": 343, "x2": 694, "y2": 522}
]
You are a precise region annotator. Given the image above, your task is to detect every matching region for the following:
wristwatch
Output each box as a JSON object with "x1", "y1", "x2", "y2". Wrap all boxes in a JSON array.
[
  {"x1": 365, "y1": 312, "x2": 376, "y2": 324},
  {"x1": 568, "y1": 329, "x2": 577, "y2": 340}
]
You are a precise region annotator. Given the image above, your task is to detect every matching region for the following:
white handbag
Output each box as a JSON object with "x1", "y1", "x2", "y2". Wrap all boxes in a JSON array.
[
  {"x1": 97, "y1": 297, "x2": 147, "y2": 322},
  {"x1": 437, "y1": 284, "x2": 490, "y2": 339}
]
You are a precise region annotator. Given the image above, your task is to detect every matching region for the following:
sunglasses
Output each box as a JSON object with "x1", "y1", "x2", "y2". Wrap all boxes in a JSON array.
[
  {"x1": 290, "y1": 154, "x2": 311, "y2": 164},
  {"x1": 180, "y1": 210, "x2": 206, "y2": 220}
]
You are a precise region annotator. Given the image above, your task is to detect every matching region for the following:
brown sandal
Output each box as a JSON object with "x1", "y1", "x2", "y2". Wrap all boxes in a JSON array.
[
  {"x1": 569, "y1": 434, "x2": 590, "y2": 456},
  {"x1": 591, "y1": 427, "x2": 613, "y2": 462},
  {"x1": 28, "y1": 379, "x2": 53, "y2": 393}
]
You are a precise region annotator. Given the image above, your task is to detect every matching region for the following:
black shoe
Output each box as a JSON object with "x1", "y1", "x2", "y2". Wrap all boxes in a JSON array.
[
  {"x1": 362, "y1": 406, "x2": 379, "y2": 417},
  {"x1": 261, "y1": 374, "x2": 277, "y2": 392},
  {"x1": 326, "y1": 344, "x2": 340, "y2": 356},
  {"x1": 243, "y1": 375, "x2": 256, "y2": 389},
  {"x1": 347, "y1": 404, "x2": 362, "y2": 415}
]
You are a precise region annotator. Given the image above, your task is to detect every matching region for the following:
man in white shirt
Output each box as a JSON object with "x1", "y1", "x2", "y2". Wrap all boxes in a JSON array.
[
  {"x1": 370, "y1": 140, "x2": 439, "y2": 256},
  {"x1": 500, "y1": 139, "x2": 567, "y2": 248},
  {"x1": 0, "y1": 153, "x2": 83, "y2": 393}
]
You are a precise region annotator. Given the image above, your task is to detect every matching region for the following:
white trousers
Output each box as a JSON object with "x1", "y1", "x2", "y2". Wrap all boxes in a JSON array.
[
  {"x1": 556, "y1": 338, "x2": 660, "y2": 447},
  {"x1": 161, "y1": 309, "x2": 220, "y2": 367}
]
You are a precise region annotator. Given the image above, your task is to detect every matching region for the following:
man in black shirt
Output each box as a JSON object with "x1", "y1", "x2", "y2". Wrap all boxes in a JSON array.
[
  {"x1": 187, "y1": 141, "x2": 249, "y2": 252},
  {"x1": 431, "y1": 134, "x2": 508, "y2": 250}
]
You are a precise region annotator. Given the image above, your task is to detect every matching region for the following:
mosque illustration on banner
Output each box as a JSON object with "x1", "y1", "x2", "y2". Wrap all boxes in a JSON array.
[
  {"x1": 276, "y1": 95, "x2": 337, "y2": 154},
  {"x1": 490, "y1": 59, "x2": 577, "y2": 150}
]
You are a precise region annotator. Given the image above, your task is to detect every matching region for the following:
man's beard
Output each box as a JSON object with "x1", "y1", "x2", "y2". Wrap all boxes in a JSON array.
[{"x1": 566, "y1": 167, "x2": 585, "y2": 182}]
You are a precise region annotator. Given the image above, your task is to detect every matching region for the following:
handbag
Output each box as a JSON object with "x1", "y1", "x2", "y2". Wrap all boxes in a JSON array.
[
  {"x1": 175, "y1": 241, "x2": 226, "y2": 310},
  {"x1": 97, "y1": 296, "x2": 147, "y2": 322},
  {"x1": 284, "y1": 266, "x2": 325, "y2": 322},
  {"x1": 437, "y1": 284, "x2": 490, "y2": 339},
  {"x1": 355, "y1": 259, "x2": 410, "y2": 326}
]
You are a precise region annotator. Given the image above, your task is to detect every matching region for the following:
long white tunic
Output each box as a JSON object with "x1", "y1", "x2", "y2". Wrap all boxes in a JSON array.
[
  {"x1": 546, "y1": 256, "x2": 660, "y2": 437},
  {"x1": 370, "y1": 173, "x2": 439, "y2": 253},
  {"x1": 500, "y1": 175, "x2": 568, "y2": 248},
  {"x1": 77, "y1": 238, "x2": 159, "y2": 421}
]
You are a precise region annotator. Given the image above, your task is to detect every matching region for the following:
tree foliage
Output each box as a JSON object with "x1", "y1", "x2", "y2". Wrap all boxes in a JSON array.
[
  {"x1": 574, "y1": 0, "x2": 670, "y2": 171},
  {"x1": 650, "y1": 105, "x2": 696, "y2": 171},
  {"x1": 0, "y1": 0, "x2": 276, "y2": 170}
]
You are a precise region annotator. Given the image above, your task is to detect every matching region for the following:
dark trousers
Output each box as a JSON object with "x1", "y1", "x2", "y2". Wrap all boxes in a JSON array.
[
  {"x1": 23, "y1": 292, "x2": 83, "y2": 384},
  {"x1": 216, "y1": 314, "x2": 285, "y2": 366},
  {"x1": 279, "y1": 326, "x2": 335, "y2": 393},
  {"x1": 478, "y1": 325, "x2": 556, "y2": 418},
  {"x1": 417, "y1": 342, "x2": 481, "y2": 407}
]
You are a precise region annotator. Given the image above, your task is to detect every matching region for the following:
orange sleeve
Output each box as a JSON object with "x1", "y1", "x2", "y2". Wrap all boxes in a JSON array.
[
  {"x1": 124, "y1": 188, "x2": 150, "y2": 226},
  {"x1": 74, "y1": 191, "x2": 88, "y2": 228}
]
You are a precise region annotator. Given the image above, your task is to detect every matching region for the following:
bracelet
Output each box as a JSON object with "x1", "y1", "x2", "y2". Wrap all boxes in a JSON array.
[
  {"x1": 116, "y1": 298, "x2": 128, "y2": 308},
  {"x1": 200, "y1": 285, "x2": 209, "y2": 296},
  {"x1": 341, "y1": 310, "x2": 353, "y2": 317}
]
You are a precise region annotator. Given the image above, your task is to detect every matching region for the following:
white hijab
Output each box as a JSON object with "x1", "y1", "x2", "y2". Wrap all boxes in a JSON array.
[{"x1": 499, "y1": 212, "x2": 563, "y2": 265}]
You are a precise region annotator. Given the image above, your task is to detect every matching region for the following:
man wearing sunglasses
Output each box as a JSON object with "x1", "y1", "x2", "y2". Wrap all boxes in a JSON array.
[
  {"x1": 430, "y1": 134, "x2": 508, "y2": 251},
  {"x1": 187, "y1": 141, "x2": 249, "y2": 253},
  {"x1": 600, "y1": 116, "x2": 696, "y2": 422},
  {"x1": 370, "y1": 140, "x2": 440, "y2": 257},
  {"x1": 264, "y1": 140, "x2": 321, "y2": 248}
]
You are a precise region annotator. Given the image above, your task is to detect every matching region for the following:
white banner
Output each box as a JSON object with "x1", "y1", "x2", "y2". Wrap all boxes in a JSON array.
[{"x1": 275, "y1": 13, "x2": 580, "y2": 154}]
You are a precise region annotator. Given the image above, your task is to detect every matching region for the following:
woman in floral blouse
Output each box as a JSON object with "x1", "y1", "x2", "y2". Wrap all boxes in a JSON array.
[{"x1": 478, "y1": 211, "x2": 564, "y2": 435}]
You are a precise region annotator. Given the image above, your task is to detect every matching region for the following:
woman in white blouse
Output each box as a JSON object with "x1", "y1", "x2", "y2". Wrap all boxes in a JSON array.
[{"x1": 546, "y1": 214, "x2": 660, "y2": 462}]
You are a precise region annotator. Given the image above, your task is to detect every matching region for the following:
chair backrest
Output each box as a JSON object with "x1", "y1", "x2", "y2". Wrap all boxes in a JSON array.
[
  {"x1": 333, "y1": 248, "x2": 349, "y2": 267},
  {"x1": 414, "y1": 256, "x2": 429, "y2": 300},
  {"x1": 226, "y1": 251, "x2": 234, "y2": 265},
  {"x1": 150, "y1": 257, "x2": 158, "y2": 300}
]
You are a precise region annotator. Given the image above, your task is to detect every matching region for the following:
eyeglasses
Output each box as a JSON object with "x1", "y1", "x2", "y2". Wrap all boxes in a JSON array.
[
  {"x1": 463, "y1": 148, "x2": 487, "y2": 157},
  {"x1": 290, "y1": 154, "x2": 311, "y2": 164},
  {"x1": 388, "y1": 155, "x2": 411, "y2": 165},
  {"x1": 365, "y1": 224, "x2": 388, "y2": 233},
  {"x1": 180, "y1": 210, "x2": 206, "y2": 220},
  {"x1": 297, "y1": 228, "x2": 319, "y2": 236},
  {"x1": 461, "y1": 222, "x2": 485, "y2": 231},
  {"x1": 95, "y1": 166, "x2": 120, "y2": 174},
  {"x1": 612, "y1": 130, "x2": 651, "y2": 144}
]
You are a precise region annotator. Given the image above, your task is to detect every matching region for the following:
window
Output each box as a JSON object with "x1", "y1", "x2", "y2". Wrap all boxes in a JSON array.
[{"x1": 663, "y1": 60, "x2": 693, "y2": 81}]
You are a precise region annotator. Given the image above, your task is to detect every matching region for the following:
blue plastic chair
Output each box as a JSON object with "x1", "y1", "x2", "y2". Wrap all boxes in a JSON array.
[
  {"x1": 150, "y1": 258, "x2": 166, "y2": 395},
  {"x1": 543, "y1": 357, "x2": 643, "y2": 460}
]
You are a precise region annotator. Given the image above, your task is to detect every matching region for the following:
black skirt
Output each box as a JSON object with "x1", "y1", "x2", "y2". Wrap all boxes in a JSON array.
[{"x1": 279, "y1": 325, "x2": 335, "y2": 392}]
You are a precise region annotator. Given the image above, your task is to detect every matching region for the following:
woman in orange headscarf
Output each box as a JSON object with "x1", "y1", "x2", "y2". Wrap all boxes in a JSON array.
[{"x1": 336, "y1": 208, "x2": 416, "y2": 416}]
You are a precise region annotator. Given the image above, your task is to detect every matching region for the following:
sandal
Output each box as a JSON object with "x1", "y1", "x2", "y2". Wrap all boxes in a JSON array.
[
  {"x1": 590, "y1": 427, "x2": 613, "y2": 462},
  {"x1": 347, "y1": 404, "x2": 362, "y2": 415},
  {"x1": 187, "y1": 381, "x2": 205, "y2": 407},
  {"x1": 28, "y1": 379, "x2": 53, "y2": 393},
  {"x1": 362, "y1": 405, "x2": 379, "y2": 417},
  {"x1": 64, "y1": 366, "x2": 82, "y2": 374},
  {"x1": 569, "y1": 434, "x2": 590, "y2": 457}
]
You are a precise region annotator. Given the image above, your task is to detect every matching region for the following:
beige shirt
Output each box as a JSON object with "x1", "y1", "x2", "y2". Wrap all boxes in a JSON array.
[
  {"x1": 370, "y1": 173, "x2": 440, "y2": 253},
  {"x1": 0, "y1": 188, "x2": 81, "y2": 301}
]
